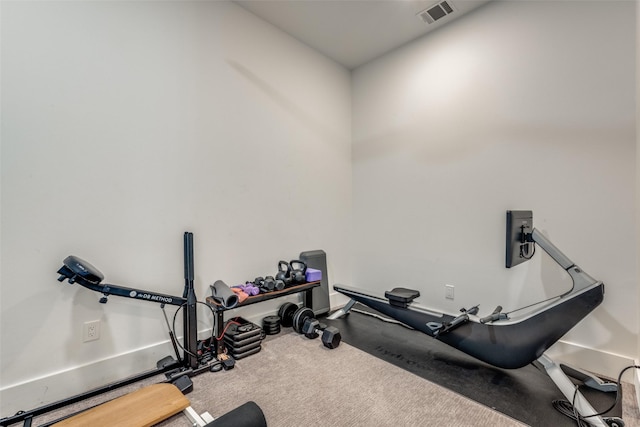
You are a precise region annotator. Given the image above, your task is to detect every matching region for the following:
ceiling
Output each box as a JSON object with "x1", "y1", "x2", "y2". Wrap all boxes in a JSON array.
[{"x1": 234, "y1": 0, "x2": 491, "y2": 69}]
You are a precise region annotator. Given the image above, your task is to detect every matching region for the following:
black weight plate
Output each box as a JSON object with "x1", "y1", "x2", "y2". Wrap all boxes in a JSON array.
[
  {"x1": 264, "y1": 327, "x2": 281, "y2": 335},
  {"x1": 263, "y1": 323, "x2": 280, "y2": 331},
  {"x1": 262, "y1": 315, "x2": 280, "y2": 325},
  {"x1": 262, "y1": 323, "x2": 280, "y2": 330},
  {"x1": 263, "y1": 324, "x2": 281, "y2": 332},
  {"x1": 292, "y1": 307, "x2": 314, "y2": 334},
  {"x1": 278, "y1": 302, "x2": 298, "y2": 327}
]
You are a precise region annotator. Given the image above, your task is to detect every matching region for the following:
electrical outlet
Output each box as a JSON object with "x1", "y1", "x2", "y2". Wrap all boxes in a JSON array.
[
  {"x1": 83, "y1": 320, "x2": 100, "y2": 342},
  {"x1": 445, "y1": 284, "x2": 454, "y2": 300}
]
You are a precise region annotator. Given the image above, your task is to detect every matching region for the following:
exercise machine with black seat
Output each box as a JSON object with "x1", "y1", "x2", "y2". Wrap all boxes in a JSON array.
[
  {"x1": 0, "y1": 232, "x2": 267, "y2": 427},
  {"x1": 329, "y1": 211, "x2": 628, "y2": 427}
]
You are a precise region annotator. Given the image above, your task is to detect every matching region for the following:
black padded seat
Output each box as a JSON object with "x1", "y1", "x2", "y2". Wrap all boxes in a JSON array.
[
  {"x1": 385, "y1": 287, "x2": 420, "y2": 308},
  {"x1": 57, "y1": 255, "x2": 104, "y2": 286}
]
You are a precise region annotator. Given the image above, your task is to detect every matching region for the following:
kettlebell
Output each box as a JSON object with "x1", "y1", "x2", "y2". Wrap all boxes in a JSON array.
[
  {"x1": 275, "y1": 261, "x2": 292, "y2": 286},
  {"x1": 289, "y1": 260, "x2": 307, "y2": 284}
]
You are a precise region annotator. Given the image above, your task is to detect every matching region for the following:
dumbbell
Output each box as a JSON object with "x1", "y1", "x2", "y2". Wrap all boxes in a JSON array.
[
  {"x1": 289, "y1": 306, "x2": 341, "y2": 349},
  {"x1": 277, "y1": 304, "x2": 319, "y2": 335},
  {"x1": 273, "y1": 278, "x2": 285, "y2": 290},
  {"x1": 292, "y1": 307, "x2": 315, "y2": 334},
  {"x1": 301, "y1": 318, "x2": 341, "y2": 349},
  {"x1": 254, "y1": 276, "x2": 284, "y2": 293},
  {"x1": 256, "y1": 276, "x2": 285, "y2": 292},
  {"x1": 253, "y1": 276, "x2": 273, "y2": 294},
  {"x1": 239, "y1": 282, "x2": 260, "y2": 296}
]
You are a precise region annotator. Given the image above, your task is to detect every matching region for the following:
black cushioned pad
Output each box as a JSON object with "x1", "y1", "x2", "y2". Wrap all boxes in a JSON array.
[{"x1": 385, "y1": 288, "x2": 420, "y2": 304}]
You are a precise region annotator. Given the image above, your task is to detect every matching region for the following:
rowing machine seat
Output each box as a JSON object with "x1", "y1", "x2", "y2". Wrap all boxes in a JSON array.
[{"x1": 385, "y1": 288, "x2": 420, "y2": 308}]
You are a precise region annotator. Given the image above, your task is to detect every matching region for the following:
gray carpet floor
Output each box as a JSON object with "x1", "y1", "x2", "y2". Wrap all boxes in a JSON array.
[
  {"x1": 27, "y1": 331, "x2": 640, "y2": 426},
  {"x1": 32, "y1": 332, "x2": 526, "y2": 426},
  {"x1": 161, "y1": 332, "x2": 528, "y2": 427}
]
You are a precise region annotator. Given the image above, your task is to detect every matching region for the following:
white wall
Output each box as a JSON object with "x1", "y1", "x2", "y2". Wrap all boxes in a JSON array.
[
  {"x1": 352, "y1": 0, "x2": 636, "y2": 378},
  {"x1": 0, "y1": 1, "x2": 351, "y2": 414}
]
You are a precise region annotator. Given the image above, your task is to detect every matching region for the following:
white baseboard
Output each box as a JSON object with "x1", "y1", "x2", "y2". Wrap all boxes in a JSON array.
[
  {"x1": 543, "y1": 340, "x2": 635, "y2": 382},
  {"x1": 329, "y1": 290, "x2": 350, "y2": 311},
  {"x1": 0, "y1": 339, "x2": 176, "y2": 417}
]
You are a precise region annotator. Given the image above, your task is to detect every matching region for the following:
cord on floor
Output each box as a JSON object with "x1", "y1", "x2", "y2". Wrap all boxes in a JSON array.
[{"x1": 553, "y1": 365, "x2": 640, "y2": 426}]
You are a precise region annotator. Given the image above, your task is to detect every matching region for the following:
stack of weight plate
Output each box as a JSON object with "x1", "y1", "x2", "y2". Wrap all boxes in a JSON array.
[
  {"x1": 223, "y1": 318, "x2": 263, "y2": 360},
  {"x1": 262, "y1": 315, "x2": 281, "y2": 335}
]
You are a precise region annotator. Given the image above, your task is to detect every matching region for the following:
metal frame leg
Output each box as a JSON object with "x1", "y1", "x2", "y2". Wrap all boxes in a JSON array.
[
  {"x1": 538, "y1": 354, "x2": 608, "y2": 427},
  {"x1": 560, "y1": 363, "x2": 618, "y2": 393},
  {"x1": 327, "y1": 299, "x2": 356, "y2": 320}
]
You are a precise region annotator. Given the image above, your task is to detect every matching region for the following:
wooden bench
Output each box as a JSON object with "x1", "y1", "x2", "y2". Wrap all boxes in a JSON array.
[{"x1": 52, "y1": 383, "x2": 190, "y2": 427}]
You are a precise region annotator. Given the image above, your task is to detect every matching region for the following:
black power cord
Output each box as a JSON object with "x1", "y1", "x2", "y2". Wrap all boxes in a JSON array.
[
  {"x1": 520, "y1": 228, "x2": 536, "y2": 260},
  {"x1": 552, "y1": 365, "x2": 640, "y2": 426},
  {"x1": 552, "y1": 392, "x2": 592, "y2": 427},
  {"x1": 171, "y1": 301, "x2": 218, "y2": 360}
]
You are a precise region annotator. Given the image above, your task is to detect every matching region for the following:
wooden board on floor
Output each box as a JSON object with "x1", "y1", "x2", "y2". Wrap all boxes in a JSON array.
[{"x1": 52, "y1": 383, "x2": 189, "y2": 427}]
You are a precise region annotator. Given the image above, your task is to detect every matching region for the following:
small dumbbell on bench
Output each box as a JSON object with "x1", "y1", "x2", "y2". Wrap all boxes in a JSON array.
[{"x1": 301, "y1": 318, "x2": 341, "y2": 349}]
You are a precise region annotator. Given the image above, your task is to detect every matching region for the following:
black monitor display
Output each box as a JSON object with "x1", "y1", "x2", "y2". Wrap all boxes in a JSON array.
[{"x1": 506, "y1": 210, "x2": 534, "y2": 268}]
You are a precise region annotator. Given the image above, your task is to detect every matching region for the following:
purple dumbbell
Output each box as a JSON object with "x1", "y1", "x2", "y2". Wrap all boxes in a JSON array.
[
  {"x1": 240, "y1": 282, "x2": 260, "y2": 296},
  {"x1": 232, "y1": 285, "x2": 248, "y2": 296}
]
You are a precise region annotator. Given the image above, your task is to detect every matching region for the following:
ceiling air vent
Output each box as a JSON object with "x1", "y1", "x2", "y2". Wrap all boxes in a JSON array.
[{"x1": 417, "y1": 1, "x2": 455, "y2": 24}]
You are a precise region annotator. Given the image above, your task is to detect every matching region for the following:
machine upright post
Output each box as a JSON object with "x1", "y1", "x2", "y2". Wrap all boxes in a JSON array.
[{"x1": 183, "y1": 232, "x2": 198, "y2": 369}]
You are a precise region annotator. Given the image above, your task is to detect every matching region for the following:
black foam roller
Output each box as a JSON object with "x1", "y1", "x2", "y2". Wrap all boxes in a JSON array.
[{"x1": 205, "y1": 401, "x2": 267, "y2": 427}]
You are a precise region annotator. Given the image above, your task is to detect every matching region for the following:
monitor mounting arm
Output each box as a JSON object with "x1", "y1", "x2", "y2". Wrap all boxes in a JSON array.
[{"x1": 529, "y1": 228, "x2": 600, "y2": 294}]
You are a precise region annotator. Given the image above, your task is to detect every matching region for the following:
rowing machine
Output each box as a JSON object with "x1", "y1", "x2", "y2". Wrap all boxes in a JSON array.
[{"x1": 329, "y1": 211, "x2": 620, "y2": 427}]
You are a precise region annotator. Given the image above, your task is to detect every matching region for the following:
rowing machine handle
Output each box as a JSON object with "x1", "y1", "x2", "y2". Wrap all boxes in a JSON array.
[{"x1": 480, "y1": 306, "x2": 503, "y2": 324}]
